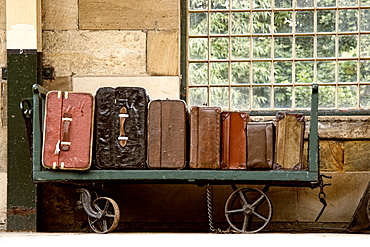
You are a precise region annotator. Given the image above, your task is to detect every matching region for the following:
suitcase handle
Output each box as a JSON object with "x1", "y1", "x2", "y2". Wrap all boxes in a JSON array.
[
  {"x1": 61, "y1": 112, "x2": 72, "y2": 151},
  {"x1": 118, "y1": 107, "x2": 129, "y2": 147}
]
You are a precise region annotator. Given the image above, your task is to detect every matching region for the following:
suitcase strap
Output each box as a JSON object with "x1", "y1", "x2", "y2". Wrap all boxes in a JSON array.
[
  {"x1": 118, "y1": 107, "x2": 129, "y2": 147},
  {"x1": 61, "y1": 112, "x2": 72, "y2": 151}
]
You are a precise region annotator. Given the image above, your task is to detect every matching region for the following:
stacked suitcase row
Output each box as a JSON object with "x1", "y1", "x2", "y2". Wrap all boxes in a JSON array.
[
  {"x1": 190, "y1": 107, "x2": 305, "y2": 171},
  {"x1": 42, "y1": 87, "x2": 305, "y2": 171}
]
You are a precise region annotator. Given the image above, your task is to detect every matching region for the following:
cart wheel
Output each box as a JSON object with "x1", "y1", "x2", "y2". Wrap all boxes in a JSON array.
[
  {"x1": 88, "y1": 197, "x2": 120, "y2": 234},
  {"x1": 225, "y1": 187, "x2": 272, "y2": 233}
]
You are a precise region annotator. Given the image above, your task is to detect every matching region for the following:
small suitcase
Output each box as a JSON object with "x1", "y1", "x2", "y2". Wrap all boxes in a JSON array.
[
  {"x1": 42, "y1": 91, "x2": 94, "y2": 170},
  {"x1": 274, "y1": 112, "x2": 305, "y2": 170},
  {"x1": 246, "y1": 122, "x2": 274, "y2": 170},
  {"x1": 95, "y1": 87, "x2": 149, "y2": 169},
  {"x1": 147, "y1": 99, "x2": 187, "y2": 169},
  {"x1": 221, "y1": 112, "x2": 250, "y2": 169},
  {"x1": 189, "y1": 106, "x2": 221, "y2": 169}
]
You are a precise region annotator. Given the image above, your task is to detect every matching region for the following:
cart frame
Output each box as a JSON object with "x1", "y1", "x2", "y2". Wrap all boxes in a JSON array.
[
  {"x1": 31, "y1": 84, "x2": 320, "y2": 185},
  {"x1": 31, "y1": 83, "x2": 321, "y2": 233}
]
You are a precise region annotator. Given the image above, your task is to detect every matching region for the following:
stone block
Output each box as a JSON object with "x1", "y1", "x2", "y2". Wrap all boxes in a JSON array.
[
  {"x1": 0, "y1": 30, "x2": 5, "y2": 66},
  {"x1": 42, "y1": 0, "x2": 78, "y2": 30},
  {"x1": 0, "y1": 0, "x2": 5, "y2": 30},
  {"x1": 0, "y1": 172, "x2": 6, "y2": 224},
  {"x1": 42, "y1": 30, "x2": 146, "y2": 77},
  {"x1": 147, "y1": 30, "x2": 179, "y2": 76},
  {"x1": 319, "y1": 140, "x2": 345, "y2": 172},
  {"x1": 43, "y1": 76, "x2": 72, "y2": 91},
  {"x1": 79, "y1": 0, "x2": 179, "y2": 30},
  {"x1": 318, "y1": 116, "x2": 370, "y2": 139},
  {"x1": 344, "y1": 141, "x2": 370, "y2": 171},
  {"x1": 0, "y1": 124, "x2": 6, "y2": 174},
  {"x1": 73, "y1": 76, "x2": 180, "y2": 99}
]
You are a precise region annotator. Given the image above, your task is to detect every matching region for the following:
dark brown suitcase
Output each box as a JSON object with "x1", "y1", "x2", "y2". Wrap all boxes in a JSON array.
[
  {"x1": 221, "y1": 112, "x2": 250, "y2": 169},
  {"x1": 246, "y1": 122, "x2": 274, "y2": 170},
  {"x1": 189, "y1": 106, "x2": 221, "y2": 169},
  {"x1": 94, "y1": 87, "x2": 149, "y2": 169},
  {"x1": 42, "y1": 91, "x2": 94, "y2": 170},
  {"x1": 274, "y1": 112, "x2": 305, "y2": 170},
  {"x1": 147, "y1": 99, "x2": 187, "y2": 169}
]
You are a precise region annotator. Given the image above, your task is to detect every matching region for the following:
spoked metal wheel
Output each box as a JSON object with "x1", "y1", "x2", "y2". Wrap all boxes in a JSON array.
[
  {"x1": 88, "y1": 197, "x2": 120, "y2": 234},
  {"x1": 225, "y1": 187, "x2": 272, "y2": 233}
]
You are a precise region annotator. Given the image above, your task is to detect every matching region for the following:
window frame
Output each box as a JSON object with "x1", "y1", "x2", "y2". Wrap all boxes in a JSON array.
[{"x1": 181, "y1": 0, "x2": 370, "y2": 112}]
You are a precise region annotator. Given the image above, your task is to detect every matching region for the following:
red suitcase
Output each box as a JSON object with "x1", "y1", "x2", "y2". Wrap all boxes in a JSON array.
[
  {"x1": 221, "y1": 112, "x2": 250, "y2": 169},
  {"x1": 42, "y1": 91, "x2": 94, "y2": 170}
]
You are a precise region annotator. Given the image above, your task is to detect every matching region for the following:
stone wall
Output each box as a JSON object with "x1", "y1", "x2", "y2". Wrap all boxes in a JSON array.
[{"x1": 42, "y1": 0, "x2": 179, "y2": 92}]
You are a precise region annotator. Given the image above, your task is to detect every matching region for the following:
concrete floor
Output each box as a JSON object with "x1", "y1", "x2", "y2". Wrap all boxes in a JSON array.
[{"x1": 0, "y1": 232, "x2": 369, "y2": 247}]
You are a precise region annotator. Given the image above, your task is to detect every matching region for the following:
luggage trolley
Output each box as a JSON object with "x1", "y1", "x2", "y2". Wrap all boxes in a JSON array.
[{"x1": 31, "y1": 83, "x2": 326, "y2": 234}]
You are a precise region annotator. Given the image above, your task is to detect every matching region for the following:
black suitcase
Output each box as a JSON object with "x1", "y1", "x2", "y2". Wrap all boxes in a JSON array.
[{"x1": 95, "y1": 87, "x2": 149, "y2": 169}]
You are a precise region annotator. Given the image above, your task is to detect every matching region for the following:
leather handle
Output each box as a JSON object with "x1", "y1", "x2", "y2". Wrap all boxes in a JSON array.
[
  {"x1": 118, "y1": 107, "x2": 129, "y2": 147},
  {"x1": 61, "y1": 112, "x2": 72, "y2": 151}
]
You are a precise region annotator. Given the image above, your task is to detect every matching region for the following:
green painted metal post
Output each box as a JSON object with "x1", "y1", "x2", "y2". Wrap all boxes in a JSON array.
[
  {"x1": 7, "y1": 50, "x2": 41, "y2": 231},
  {"x1": 309, "y1": 84, "x2": 319, "y2": 174}
]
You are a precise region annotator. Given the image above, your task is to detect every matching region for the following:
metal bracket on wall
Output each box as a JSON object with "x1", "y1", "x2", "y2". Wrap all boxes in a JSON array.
[
  {"x1": 2, "y1": 67, "x2": 7, "y2": 80},
  {"x1": 2, "y1": 65, "x2": 55, "y2": 80}
]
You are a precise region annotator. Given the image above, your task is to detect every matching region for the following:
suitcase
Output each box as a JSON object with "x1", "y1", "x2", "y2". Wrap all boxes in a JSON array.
[
  {"x1": 147, "y1": 99, "x2": 187, "y2": 169},
  {"x1": 274, "y1": 112, "x2": 305, "y2": 170},
  {"x1": 95, "y1": 87, "x2": 149, "y2": 169},
  {"x1": 246, "y1": 122, "x2": 274, "y2": 170},
  {"x1": 42, "y1": 91, "x2": 94, "y2": 170},
  {"x1": 221, "y1": 112, "x2": 250, "y2": 169},
  {"x1": 189, "y1": 106, "x2": 221, "y2": 169}
]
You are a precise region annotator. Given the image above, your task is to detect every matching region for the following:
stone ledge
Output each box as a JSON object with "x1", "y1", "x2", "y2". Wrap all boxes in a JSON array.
[{"x1": 72, "y1": 76, "x2": 180, "y2": 99}]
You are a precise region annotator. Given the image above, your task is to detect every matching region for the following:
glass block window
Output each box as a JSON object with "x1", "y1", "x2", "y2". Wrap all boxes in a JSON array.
[{"x1": 186, "y1": 0, "x2": 370, "y2": 110}]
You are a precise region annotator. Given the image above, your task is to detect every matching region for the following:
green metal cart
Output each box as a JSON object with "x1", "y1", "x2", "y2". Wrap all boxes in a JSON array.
[{"x1": 31, "y1": 83, "x2": 323, "y2": 234}]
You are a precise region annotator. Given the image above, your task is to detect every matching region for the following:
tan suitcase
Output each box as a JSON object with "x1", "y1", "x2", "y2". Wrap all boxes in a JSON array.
[{"x1": 274, "y1": 112, "x2": 305, "y2": 170}]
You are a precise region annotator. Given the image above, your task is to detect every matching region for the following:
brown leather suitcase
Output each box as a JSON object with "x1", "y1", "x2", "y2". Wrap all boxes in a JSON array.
[
  {"x1": 147, "y1": 99, "x2": 187, "y2": 169},
  {"x1": 94, "y1": 87, "x2": 149, "y2": 169},
  {"x1": 189, "y1": 106, "x2": 221, "y2": 169},
  {"x1": 274, "y1": 112, "x2": 305, "y2": 170},
  {"x1": 221, "y1": 112, "x2": 250, "y2": 169},
  {"x1": 246, "y1": 122, "x2": 274, "y2": 170},
  {"x1": 42, "y1": 91, "x2": 94, "y2": 170}
]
